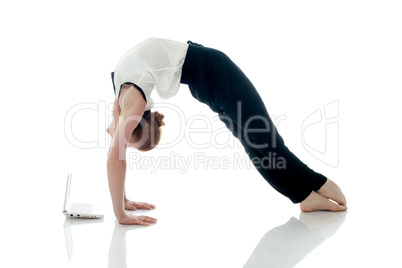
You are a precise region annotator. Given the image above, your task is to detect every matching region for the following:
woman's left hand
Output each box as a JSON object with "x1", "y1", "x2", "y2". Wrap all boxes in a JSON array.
[{"x1": 125, "y1": 200, "x2": 156, "y2": 211}]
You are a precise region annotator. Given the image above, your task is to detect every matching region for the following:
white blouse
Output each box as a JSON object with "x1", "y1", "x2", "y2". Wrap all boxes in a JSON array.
[{"x1": 112, "y1": 37, "x2": 189, "y2": 111}]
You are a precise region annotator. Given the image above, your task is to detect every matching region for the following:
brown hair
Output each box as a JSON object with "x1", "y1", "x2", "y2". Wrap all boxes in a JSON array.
[{"x1": 131, "y1": 110, "x2": 165, "y2": 152}]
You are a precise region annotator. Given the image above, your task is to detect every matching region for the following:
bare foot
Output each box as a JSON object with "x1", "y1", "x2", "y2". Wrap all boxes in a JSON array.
[
  {"x1": 300, "y1": 191, "x2": 348, "y2": 212},
  {"x1": 317, "y1": 179, "x2": 347, "y2": 206}
]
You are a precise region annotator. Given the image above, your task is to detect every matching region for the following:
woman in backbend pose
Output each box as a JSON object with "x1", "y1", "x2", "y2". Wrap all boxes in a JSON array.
[{"x1": 106, "y1": 38, "x2": 347, "y2": 225}]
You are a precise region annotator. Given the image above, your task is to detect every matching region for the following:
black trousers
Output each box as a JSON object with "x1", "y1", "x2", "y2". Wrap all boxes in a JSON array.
[{"x1": 180, "y1": 41, "x2": 327, "y2": 203}]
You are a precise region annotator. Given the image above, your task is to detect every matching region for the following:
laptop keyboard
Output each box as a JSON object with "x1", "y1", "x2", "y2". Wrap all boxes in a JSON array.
[{"x1": 70, "y1": 203, "x2": 93, "y2": 214}]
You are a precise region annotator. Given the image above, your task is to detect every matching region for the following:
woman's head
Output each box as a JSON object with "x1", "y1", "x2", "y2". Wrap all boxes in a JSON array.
[{"x1": 131, "y1": 110, "x2": 165, "y2": 152}]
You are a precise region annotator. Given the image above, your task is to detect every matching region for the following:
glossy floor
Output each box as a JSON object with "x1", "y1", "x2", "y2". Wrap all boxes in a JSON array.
[
  {"x1": 2, "y1": 1, "x2": 401, "y2": 266},
  {"x1": 3, "y1": 161, "x2": 401, "y2": 268}
]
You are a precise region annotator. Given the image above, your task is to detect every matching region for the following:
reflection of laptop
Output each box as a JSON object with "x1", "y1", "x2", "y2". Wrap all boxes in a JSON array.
[
  {"x1": 63, "y1": 173, "x2": 104, "y2": 219},
  {"x1": 63, "y1": 218, "x2": 104, "y2": 261}
]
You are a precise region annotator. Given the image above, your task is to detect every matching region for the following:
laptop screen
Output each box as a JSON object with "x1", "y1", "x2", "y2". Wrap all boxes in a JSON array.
[{"x1": 63, "y1": 173, "x2": 72, "y2": 212}]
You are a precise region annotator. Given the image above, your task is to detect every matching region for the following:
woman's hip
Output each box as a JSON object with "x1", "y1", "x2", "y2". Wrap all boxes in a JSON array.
[{"x1": 180, "y1": 41, "x2": 239, "y2": 110}]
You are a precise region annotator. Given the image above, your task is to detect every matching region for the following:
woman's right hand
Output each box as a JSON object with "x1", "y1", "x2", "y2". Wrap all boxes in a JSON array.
[{"x1": 118, "y1": 213, "x2": 157, "y2": 226}]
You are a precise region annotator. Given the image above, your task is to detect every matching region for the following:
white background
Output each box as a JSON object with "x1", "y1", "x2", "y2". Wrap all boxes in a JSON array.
[{"x1": 1, "y1": 0, "x2": 401, "y2": 267}]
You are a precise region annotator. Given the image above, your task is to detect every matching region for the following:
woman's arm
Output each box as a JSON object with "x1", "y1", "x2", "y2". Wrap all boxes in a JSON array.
[
  {"x1": 106, "y1": 85, "x2": 157, "y2": 225},
  {"x1": 106, "y1": 97, "x2": 120, "y2": 137},
  {"x1": 106, "y1": 154, "x2": 127, "y2": 220}
]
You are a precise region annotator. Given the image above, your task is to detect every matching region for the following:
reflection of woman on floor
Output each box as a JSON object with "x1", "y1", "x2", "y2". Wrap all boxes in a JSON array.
[
  {"x1": 106, "y1": 38, "x2": 347, "y2": 225},
  {"x1": 244, "y1": 211, "x2": 347, "y2": 267}
]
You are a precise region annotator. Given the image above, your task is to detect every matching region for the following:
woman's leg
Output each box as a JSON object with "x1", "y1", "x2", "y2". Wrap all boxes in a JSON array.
[
  {"x1": 181, "y1": 42, "x2": 346, "y2": 208},
  {"x1": 209, "y1": 50, "x2": 328, "y2": 203},
  {"x1": 218, "y1": 112, "x2": 347, "y2": 211},
  {"x1": 217, "y1": 110, "x2": 326, "y2": 203}
]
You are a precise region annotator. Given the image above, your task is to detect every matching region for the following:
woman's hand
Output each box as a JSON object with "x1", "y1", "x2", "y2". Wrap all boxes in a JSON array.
[
  {"x1": 118, "y1": 213, "x2": 157, "y2": 226},
  {"x1": 125, "y1": 199, "x2": 156, "y2": 211}
]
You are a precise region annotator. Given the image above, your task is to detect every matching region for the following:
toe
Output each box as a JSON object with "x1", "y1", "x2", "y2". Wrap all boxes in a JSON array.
[{"x1": 332, "y1": 204, "x2": 348, "y2": 212}]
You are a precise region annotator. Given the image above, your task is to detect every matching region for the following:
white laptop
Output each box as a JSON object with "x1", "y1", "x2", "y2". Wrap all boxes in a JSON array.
[{"x1": 63, "y1": 173, "x2": 104, "y2": 219}]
